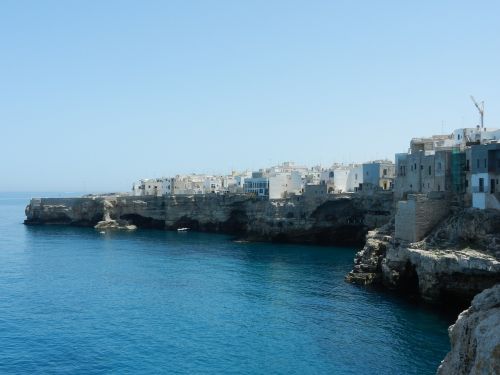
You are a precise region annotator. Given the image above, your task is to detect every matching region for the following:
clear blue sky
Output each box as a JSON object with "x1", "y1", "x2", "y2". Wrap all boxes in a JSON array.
[{"x1": 1, "y1": 1, "x2": 499, "y2": 192}]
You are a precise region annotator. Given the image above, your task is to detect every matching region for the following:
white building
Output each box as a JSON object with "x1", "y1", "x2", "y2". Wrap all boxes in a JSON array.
[
  {"x1": 203, "y1": 176, "x2": 223, "y2": 194},
  {"x1": 244, "y1": 170, "x2": 303, "y2": 199},
  {"x1": 222, "y1": 171, "x2": 252, "y2": 193},
  {"x1": 452, "y1": 127, "x2": 500, "y2": 149},
  {"x1": 303, "y1": 165, "x2": 323, "y2": 185},
  {"x1": 345, "y1": 164, "x2": 363, "y2": 192},
  {"x1": 269, "y1": 171, "x2": 303, "y2": 199},
  {"x1": 320, "y1": 164, "x2": 353, "y2": 193},
  {"x1": 266, "y1": 161, "x2": 309, "y2": 176},
  {"x1": 132, "y1": 178, "x2": 170, "y2": 197},
  {"x1": 171, "y1": 175, "x2": 207, "y2": 195},
  {"x1": 319, "y1": 164, "x2": 363, "y2": 193}
]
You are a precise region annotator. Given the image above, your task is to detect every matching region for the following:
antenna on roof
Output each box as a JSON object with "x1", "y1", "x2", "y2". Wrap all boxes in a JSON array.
[{"x1": 470, "y1": 95, "x2": 484, "y2": 128}]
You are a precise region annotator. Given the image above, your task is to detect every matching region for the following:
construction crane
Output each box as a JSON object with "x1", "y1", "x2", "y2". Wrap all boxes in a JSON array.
[{"x1": 470, "y1": 95, "x2": 484, "y2": 128}]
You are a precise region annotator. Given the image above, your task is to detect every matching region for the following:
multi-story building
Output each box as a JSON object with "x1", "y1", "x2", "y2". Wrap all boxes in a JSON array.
[
  {"x1": 361, "y1": 160, "x2": 395, "y2": 191},
  {"x1": 452, "y1": 127, "x2": 500, "y2": 150},
  {"x1": 395, "y1": 127, "x2": 500, "y2": 208},
  {"x1": 223, "y1": 171, "x2": 253, "y2": 193},
  {"x1": 469, "y1": 143, "x2": 500, "y2": 209},
  {"x1": 320, "y1": 164, "x2": 363, "y2": 193},
  {"x1": 243, "y1": 172, "x2": 269, "y2": 197},
  {"x1": 394, "y1": 135, "x2": 466, "y2": 200},
  {"x1": 244, "y1": 170, "x2": 303, "y2": 199},
  {"x1": 132, "y1": 178, "x2": 173, "y2": 197}
]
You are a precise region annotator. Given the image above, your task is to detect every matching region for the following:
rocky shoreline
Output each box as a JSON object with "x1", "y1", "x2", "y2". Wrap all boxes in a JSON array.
[
  {"x1": 346, "y1": 209, "x2": 500, "y2": 306},
  {"x1": 24, "y1": 194, "x2": 500, "y2": 373},
  {"x1": 345, "y1": 208, "x2": 500, "y2": 374},
  {"x1": 437, "y1": 284, "x2": 500, "y2": 375},
  {"x1": 24, "y1": 192, "x2": 394, "y2": 247}
]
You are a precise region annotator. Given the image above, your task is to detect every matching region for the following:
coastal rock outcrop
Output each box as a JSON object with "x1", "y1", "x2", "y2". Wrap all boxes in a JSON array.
[
  {"x1": 93, "y1": 199, "x2": 137, "y2": 231},
  {"x1": 345, "y1": 220, "x2": 393, "y2": 285},
  {"x1": 94, "y1": 219, "x2": 137, "y2": 231},
  {"x1": 24, "y1": 197, "x2": 104, "y2": 226},
  {"x1": 24, "y1": 192, "x2": 394, "y2": 246},
  {"x1": 437, "y1": 284, "x2": 500, "y2": 375},
  {"x1": 347, "y1": 209, "x2": 500, "y2": 305}
]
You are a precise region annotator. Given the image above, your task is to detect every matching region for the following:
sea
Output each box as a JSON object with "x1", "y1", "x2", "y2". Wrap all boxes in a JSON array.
[{"x1": 0, "y1": 193, "x2": 453, "y2": 374}]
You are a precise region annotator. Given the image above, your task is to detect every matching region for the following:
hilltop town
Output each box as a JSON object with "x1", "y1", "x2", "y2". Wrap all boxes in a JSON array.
[
  {"x1": 131, "y1": 160, "x2": 393, "y2": 199},
  {"x1": 24, "y1": 123, "x2": 500, "y2": 374},
  {"x1": 131, "y1": 124, "x2": 500, "y2": 213}
]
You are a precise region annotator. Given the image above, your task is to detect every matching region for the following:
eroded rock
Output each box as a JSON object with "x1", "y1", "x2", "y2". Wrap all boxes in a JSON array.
[
  {"x1": 347, "y1": 209, "x2": 500, "y2": 304},
  {"x1": 437, "y1": 284, "x2": 500, "y2": 375}
]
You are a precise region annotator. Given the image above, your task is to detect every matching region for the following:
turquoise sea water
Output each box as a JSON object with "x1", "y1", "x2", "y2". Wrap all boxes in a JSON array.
[{"x1": 0, "y1": 193, "x2": 452, "y2": 374}]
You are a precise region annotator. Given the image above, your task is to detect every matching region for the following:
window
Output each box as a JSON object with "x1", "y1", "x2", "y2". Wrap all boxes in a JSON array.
[
  {"x1": 479, "y1": 178, "x2": 484, "y2": 192},
  {"x1": 437, "y1": 162, "x2": 442, "y2": 171},
  {"x1": 484, "y1": 159, "x2": 487, "y2": 168},
  {"x1": 477, "y1": 159, "x2": 480, "y2": 168},
  {"x1": 329, "y1": 171, "x2": 334, "y2": 178},
  {"x1": 428, "y1": 166, "x2": 432, "y2": 175},
  {"x1": 383, "y1": 169, "x2": 387, "y2": 176}
]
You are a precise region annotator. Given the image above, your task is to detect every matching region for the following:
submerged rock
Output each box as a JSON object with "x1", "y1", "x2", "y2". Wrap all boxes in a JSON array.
[{"x1": 437, "y1": 284, "x2": 500, "y2": 375}]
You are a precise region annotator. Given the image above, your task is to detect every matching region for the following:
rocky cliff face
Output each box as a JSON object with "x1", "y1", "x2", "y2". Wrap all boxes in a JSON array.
[
  {"x1": 437, "y1": 284, "x2": 500, "y2": 375},
  {"x1": 24, "y1": 198, "x2": 105, "y2": 226},
  {"x1": 345, "y1": 220, "x2": 393, "y2": 285},
  {"x1": 346, "y1": 209, "x2": 500, "y2": 305},
  {"x1": 24, "y1": 192, "x2": 394, "y2": 247}
]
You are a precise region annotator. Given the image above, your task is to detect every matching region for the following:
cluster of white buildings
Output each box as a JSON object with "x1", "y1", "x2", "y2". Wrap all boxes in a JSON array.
[
  {"x1": 132, "y1": 161, "x2": 396, "y2": 200},
  {"x1": 132, "y1": 171, "x2": 252, "y2": 197},
  {"x1": 130, "y1": 119, "x2": 498, "y2": 212}
]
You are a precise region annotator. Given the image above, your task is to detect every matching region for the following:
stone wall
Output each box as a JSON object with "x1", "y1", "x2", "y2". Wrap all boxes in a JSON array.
[{"x1": 395, "y1": 193, "x2": 450, "y2": 242}]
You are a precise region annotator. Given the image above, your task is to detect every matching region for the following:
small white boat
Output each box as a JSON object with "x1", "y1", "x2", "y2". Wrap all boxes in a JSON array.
[{"x1": 177, "y1": 227, "x2": 190, "y2": 232}]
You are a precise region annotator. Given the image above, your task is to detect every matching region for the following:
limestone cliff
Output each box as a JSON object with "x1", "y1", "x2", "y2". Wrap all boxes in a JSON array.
[
  {"x1": 346, "y1": 209, "x2": 500, "y2": 305},
  {"x1": 437, "y1": 284, "x2": 500, "y2": 375},
  {"x1": 24, "y1": 192, "x2": 393, "y2": 247}
]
